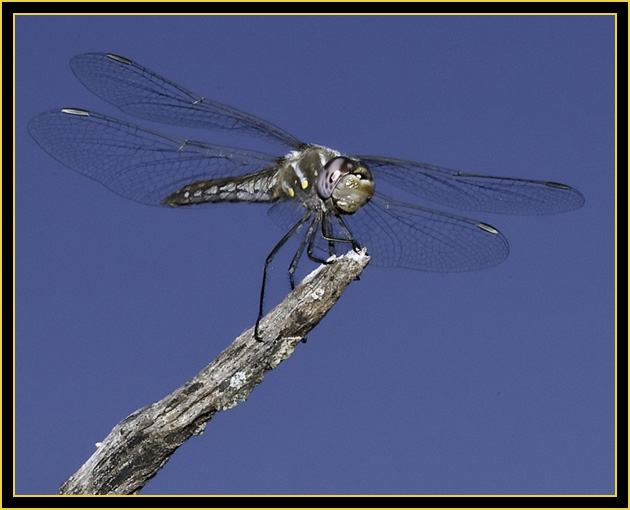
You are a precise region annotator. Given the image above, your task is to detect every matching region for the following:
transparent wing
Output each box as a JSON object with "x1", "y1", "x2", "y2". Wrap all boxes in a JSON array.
[
  {"x1": 268, "y1": 192, "x2": 509, "y2": 272},
  {"x1": 69, "y1": 52, "x2": 303, "y2": 149},
  {"x1": 358, "y1": 156, "x2": 585, "y2": 215},
  {"x1": 28, "y1": 108, "x2": 280, "y2": 206}
]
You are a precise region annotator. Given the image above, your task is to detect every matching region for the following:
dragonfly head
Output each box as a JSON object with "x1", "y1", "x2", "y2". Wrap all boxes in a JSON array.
[{"x1": 317, "y1": 157, "x2": 375, "y2": 214}]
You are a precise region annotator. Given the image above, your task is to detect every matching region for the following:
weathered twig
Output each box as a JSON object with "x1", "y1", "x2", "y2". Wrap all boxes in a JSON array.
[{"x1": 58, "y1": 249, "x2": 370, "y2": 495}]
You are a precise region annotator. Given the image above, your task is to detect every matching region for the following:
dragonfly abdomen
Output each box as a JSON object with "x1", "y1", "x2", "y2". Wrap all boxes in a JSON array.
[{"x1": 162, "y1": 170, "x2": 279, "y2": 207}]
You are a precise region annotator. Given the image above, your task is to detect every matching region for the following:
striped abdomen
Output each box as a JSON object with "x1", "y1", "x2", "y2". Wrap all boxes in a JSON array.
[{"x1": 162, "y1": 168, "x2": 279, "y2": 207}]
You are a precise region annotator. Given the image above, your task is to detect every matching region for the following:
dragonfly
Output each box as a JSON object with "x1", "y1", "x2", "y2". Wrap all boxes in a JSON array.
[{"x1": 28, "y1": 53, "x2": 585, "y2": 340}]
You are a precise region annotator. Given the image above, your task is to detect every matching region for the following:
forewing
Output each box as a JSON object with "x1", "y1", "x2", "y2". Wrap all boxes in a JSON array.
[
  {"x1": 69, "y1": 52, "x2": 302, "y2": 149},
  {"x1": 358, "y1": 156, "x2": 585, "y2": 215},
  {"x1": 28, "y1": 109, "x2": 280, "y2": 206}
]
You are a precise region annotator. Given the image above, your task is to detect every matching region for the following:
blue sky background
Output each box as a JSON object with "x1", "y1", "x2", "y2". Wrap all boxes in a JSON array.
[{"x1": 16, "y1": 15, "x2": 615, "y2": 496}]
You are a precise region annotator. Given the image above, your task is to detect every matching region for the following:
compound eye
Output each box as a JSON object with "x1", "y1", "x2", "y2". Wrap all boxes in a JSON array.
[{"x1": 318, "y1": 157, "x2": 352, "y2": 199}]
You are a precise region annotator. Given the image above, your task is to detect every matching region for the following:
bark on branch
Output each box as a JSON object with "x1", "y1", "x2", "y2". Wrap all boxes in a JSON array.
[{"x1": 58, "y1": 249, "x2": 370, "y2": 495}]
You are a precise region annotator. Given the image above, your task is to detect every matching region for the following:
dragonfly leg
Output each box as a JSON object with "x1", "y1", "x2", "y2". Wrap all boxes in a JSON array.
[
  {"x1": 256, "y1": 212, "x2": 312, "y2": 342},
  {"x1": 323, "y1": 212, "x2": 336, "y2": 257},
  {"x1": 334, "y1": 214, "x2": 362, "y2": 252},
  {"x1": 335, "y1": 214, "x2": 362, "y2": 281},
  {"x1": 288, "y1": 215, "x2": 320, "y2": 290},
  {"x1": 306, "y1": 215, "x2": 331, "y2": 264},
  {"x1": 305, "y1": 210, "x2": 356, "y2": 265},
  {"x1": 316, "y1": 212, "x2": 361, "y2": 254}
]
